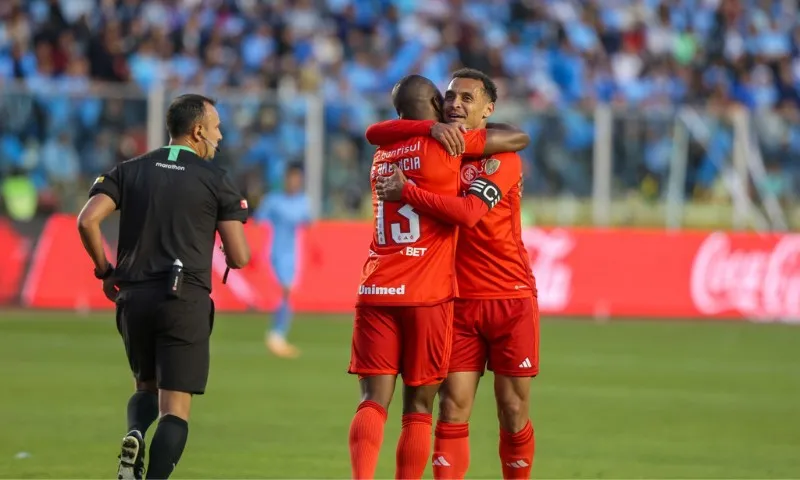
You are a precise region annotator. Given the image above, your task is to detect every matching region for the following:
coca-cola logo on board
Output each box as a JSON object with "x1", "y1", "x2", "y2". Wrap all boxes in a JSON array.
[
  {"x1": 521, "y1": 228, "x2": 575, "y2": 312},
  {"x1": 690, "y1": 232, "x2": 800, "y2": 322}
]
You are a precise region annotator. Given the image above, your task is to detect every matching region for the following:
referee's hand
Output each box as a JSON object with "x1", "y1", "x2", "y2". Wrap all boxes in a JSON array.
[{"x1": 103, "y1": 276, "x2": 119, "y2": 303}]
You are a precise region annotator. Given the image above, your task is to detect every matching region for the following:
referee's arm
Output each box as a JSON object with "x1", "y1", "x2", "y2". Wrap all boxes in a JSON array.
[
  {"x1": 218, "y1": 221, "x2": 249, "y2": 268},
  {"x1": 216, "y1": 173, "x2": 250, "y2": 269},
  {"x1": 78, "y1": 172, "x2": 120, "y2": 274}
]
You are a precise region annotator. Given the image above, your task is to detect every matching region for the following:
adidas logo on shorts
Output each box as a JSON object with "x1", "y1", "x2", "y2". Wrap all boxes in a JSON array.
[{"x1": 518, "y1": 357, "x2": 532, "y2": 369}]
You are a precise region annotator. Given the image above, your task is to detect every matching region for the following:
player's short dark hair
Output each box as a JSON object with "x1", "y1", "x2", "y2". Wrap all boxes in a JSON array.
[
  {"x1": 166, "y1": 94, "x2": 216, "y2": 138},
  {"x1": 452, "y1": 68, "x2": 498, "y2": 103},
  {"x1": 286, "y1": 161, "x2": 304, "y2": 175},
  {"x1": 391, "y1": 74, "x2": 440, "y2": 118}
]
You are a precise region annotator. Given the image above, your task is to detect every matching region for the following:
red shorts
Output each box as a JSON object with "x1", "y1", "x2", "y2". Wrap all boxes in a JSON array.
[
  {"x1": 449, "y1": 296, "x2": 540, "y2": 376},
  {"x1": 348, "y1": 301, "x2": 454, "y2": 386}
]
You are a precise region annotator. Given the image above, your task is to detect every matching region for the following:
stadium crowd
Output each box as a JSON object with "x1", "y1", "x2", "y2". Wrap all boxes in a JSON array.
[{"x1": 1, "y1": 0, "x2": 800, "y2": 220}]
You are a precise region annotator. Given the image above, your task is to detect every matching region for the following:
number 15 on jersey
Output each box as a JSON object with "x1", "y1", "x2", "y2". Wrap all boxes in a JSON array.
[{"x1": 376, "y1": 202, "x2": 421, "y2": 245}]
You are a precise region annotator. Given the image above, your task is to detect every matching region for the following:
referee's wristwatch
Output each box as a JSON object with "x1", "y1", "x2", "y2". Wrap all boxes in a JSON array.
[{"x1": 95, "y1": 264, "x2": 115, "y2": 280}]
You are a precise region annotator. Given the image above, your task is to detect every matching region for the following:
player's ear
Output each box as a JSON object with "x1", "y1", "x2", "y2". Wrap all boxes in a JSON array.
[
  {"x1": 432, "y1": 95, "x2": 442, "y2": 118},
  {"x1": 483, "y1": 102, "x2": 495, "y2": 120}
]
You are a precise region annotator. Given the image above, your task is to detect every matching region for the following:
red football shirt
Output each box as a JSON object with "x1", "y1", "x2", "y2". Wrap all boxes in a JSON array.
[
  {"x1": 454, "y1": 152, "x2": 535, "y2": 299},
  {"x1": 364, "y1": 120, "x2": 536, "y2": 300},
  {"x1": 357, "y1": 127, "x2": 488, "y2": 306}
]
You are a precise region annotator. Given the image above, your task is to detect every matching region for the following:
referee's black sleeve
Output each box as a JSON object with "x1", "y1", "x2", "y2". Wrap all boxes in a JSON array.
[
  {"x1": 216, "y1": 173, "x2": 248, "y2": 223},
  {"x1": 88, "y1": 166, "x2": 122, "y2": 209}
]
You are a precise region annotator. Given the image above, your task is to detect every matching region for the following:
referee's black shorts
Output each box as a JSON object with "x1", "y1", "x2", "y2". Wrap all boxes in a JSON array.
[{"x1": 115, "y1": 284, "x2": 215, "y2": 395}]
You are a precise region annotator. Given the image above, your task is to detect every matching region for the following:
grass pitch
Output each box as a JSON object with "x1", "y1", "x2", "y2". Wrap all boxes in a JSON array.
[{"x1": 0, "y1": 312, "x2": 798, "y2": 479}]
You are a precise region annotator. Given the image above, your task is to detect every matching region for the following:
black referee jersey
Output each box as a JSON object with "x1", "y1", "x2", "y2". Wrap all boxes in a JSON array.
[{"x1": 88, "y1": 145, "x2": 249, "y2": 292}]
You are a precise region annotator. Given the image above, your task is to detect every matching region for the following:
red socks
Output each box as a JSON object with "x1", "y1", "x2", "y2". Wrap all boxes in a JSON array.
[
  {"x1": 349, "y1": 401, "x2": 387, "y2": 479},
  {"x1": 351, "y1": 406, "x2": 532, "y2": 480},
  {"x1": 395, "y1": 413, "x2": 433, "y2": 479},
  {"x1": 499, "y1": 420, "x2": 535, "y2": 479},
  {"x1": 432, "y1": 421, "x2": 470, "y2": 479}
]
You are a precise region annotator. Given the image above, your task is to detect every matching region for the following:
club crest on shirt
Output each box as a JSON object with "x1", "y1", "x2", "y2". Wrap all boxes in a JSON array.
[
  {"x1": 460, "y1": 164, "x2": 481, "y2": 185},
  {"x1": 484, "y1": 158, "x2": 500, "y2": 175}
]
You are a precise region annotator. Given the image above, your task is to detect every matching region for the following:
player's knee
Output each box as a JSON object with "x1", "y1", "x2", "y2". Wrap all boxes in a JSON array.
[
  {"x1": 158, "y1": 389, "x2": 192, "y2": 421},
  {"x1": 402, "y1": 384, "x2": 437, "y2": 414},
  {"x1": 135, "y1": 379, "x2": 157, "y2": 393},
  {"x1": 359, "y1": 376, "x2": 395, "y2": 410},
  {"x1": 438, "y1": 391, "x2": 471, "y2": 423},
  {"x1": 360, "y1": 393, "x2": 392, "y2": 411},
  {"x1": 496, "y1": 395, "x2": 529, "y2": 433}
]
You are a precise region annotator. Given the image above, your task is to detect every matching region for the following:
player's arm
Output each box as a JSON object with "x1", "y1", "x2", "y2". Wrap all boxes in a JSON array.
[
  {"x1": 365, "y1": 119, "x2": 434, "y2": 145},
  {"x1": 365, "y1": 119, "x2": 466, "y2": 156},
  {"x1": 78, "y1": 169, "x2": 120, "y2": 274},
  {"x1": 401, "y1": 182, "x2": 488, "y2": 228},
  {"x1": 486, "y1": 122, "x2": 521, "y2": 131},
  {"x1": 377, "y1": 153, "x2": 524, "y2": 228},
  {"x1": 365, "y1": 119, "x2": 529, "y2": 156},
  {"x1": 463, "y1": 128, "x2": 530, "y2": 156},
  {"x1": 215, "y1": 173, "x2": 251, "y2": 269}
]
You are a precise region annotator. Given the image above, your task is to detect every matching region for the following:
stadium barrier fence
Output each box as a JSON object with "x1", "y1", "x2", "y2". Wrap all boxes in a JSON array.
[{"x1": 1, "y1": 216, "x2": 798, "y2": 322}]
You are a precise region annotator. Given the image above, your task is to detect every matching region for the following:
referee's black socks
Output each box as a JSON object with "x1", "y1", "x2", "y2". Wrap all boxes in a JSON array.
[
  {"x1": 127, "y1": 391, "x2": 159, "y2": 436},
  {"x1": 146, "y1": 414, "x2": 189, "y2": 480}
]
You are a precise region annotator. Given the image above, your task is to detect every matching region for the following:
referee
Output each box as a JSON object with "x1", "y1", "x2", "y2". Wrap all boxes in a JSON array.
[{"x1": 76, "y1": 94, "x2": 251, "y2": 480}]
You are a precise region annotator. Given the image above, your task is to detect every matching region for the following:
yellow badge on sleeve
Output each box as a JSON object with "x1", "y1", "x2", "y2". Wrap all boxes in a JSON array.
[{"x1": 94, "y1": 176, "x2": 104, "y2": 184}]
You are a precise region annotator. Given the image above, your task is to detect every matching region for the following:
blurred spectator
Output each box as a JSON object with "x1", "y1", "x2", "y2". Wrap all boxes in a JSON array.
[
  {"x1": 0, "y1": 0, "x2": 799, "y2": 217},
  {"x1": 0, "y1": 166, "x2": 38, "y2": 221}
]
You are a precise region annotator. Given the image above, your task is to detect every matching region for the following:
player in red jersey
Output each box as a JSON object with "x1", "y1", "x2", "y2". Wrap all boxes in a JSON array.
[
  {"x1": 366, "y1": 68, "x2": 539, "y2": 480},
  {"x1": 348, "y1": 74, "x2": 530, "y2": 480}
]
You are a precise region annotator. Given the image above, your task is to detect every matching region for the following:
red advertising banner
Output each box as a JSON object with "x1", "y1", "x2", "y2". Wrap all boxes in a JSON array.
[
  {"x1": 0, "y1": 219, "x2": 30, "y2": 305},
  {"x1": 2, "y1": 215, "x2": 799, "y2": 322},
  {"x1": 523, "y1": 228, "x2": 800, "y2": 322}
]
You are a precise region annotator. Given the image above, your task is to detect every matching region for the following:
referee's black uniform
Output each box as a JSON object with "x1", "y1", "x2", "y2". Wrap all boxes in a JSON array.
[{"x1": 89, "y1": 144, "x2": 248, "y2": 395}]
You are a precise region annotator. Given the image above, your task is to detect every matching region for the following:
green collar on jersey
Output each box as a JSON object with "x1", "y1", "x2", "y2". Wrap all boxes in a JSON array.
[{"x1": 163, "y1": 145, "x2": 198, "y2": 161}]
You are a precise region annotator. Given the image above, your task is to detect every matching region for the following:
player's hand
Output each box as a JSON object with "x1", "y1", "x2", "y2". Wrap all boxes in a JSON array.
[
  {"x1": 376, "y1": 166, "x2": 407, "y2": 202},
  {"x1": 102, "y1": 276, "x2": 119, "y2": 303},
  {"x1": 431, "y1": 122, "x2": 467, "y2": 156}
]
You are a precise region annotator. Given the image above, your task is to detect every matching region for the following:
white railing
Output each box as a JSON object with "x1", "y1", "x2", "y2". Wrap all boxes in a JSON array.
[{"x1": 1, "y1": 81, "x2": 796, "y2": 231}]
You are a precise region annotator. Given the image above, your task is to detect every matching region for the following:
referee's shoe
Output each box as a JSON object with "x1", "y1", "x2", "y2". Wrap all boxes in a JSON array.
[{"x1": 117, "y1": 430, "x2": 145, "y2": 480}]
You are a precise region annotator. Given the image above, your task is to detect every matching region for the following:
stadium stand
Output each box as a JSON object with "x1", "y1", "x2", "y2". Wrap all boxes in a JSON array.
[{"x1": 0, "y1": 0, "x2": 799, "y2": 225}]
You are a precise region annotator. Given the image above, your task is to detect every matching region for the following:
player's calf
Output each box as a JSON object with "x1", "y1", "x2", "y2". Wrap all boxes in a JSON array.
[
  {"x1": 494, "y1": 375, "x2": 530, "y2": 433},
  {"x1": 494, "y1": 375, "x2": 535, "y2": 480},
  {"x1": 396, "y1": 384, "x2": 439, "y2": 479},
  {"x1": 267, "y1": 286, "x2": 300, "y2": 358},
  {"x1": 349, "y1": 375, "x2": 394, "y2": 480},
  {"x1": 432, "y1": 372, "x2": 480, "y2": 480}
]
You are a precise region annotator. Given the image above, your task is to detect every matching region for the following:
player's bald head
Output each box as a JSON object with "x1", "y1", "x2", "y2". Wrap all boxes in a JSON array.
[{"x1": 391, "y1": 75, "x2": 443, "y2": 121}]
